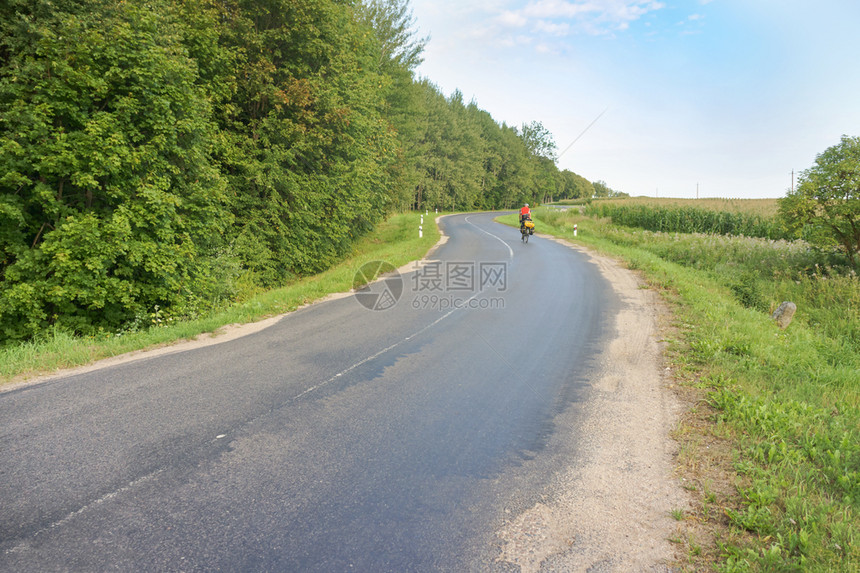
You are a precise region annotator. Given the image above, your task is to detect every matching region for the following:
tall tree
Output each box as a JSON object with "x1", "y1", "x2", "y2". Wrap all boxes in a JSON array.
[
  {"x1": 354, "y1": 0, "x2": 428, "y2": 212},
  {"x1": 779, "y1": 135, "x2": 860, "y2": 268},
  {"x1": 212, "y1": 0, "x2": 396, "y2": 284},
  {"x1": 519, "y1": 120, "x2": 557, "y2": 162},
  {"x1": 354, "y1": 0, "x2": 427, "y2": 73},
  {"x1": 559, "y1": 169, "x2": 594, "y2": 200}
]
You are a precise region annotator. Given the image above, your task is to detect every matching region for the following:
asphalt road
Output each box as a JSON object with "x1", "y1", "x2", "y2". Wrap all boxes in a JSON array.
[{"x1": 0, "y1": 213, "x2": 618, "y2": 572}]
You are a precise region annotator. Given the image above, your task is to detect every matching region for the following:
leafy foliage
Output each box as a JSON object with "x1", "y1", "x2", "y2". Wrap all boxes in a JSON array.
[
  {"x1": 518, "y1": 120, "x2": 557, "y2": 162},
  {"x1": 209, "y1": 0, "x2": 399, "y2": 285},
  {"x1": 779, "y1": 135, "x2": 860, "y2": 268},
  {"x1": 355, "y1": 0, "x2": 426, "y2": 72},
  {"x1": 591, "y1": 179, "x2": 627, "y2": 198},
  {"x1": 0, "y1": 0, "x2": 230, "y2": 341}
]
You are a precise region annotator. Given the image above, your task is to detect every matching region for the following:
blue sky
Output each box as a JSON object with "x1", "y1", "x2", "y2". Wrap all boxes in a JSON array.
[{"x1": 409, "y1": 0, "x2": 860, "y2": 198}]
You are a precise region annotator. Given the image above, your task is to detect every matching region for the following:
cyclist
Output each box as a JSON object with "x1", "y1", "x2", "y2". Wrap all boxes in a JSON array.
[{"x1": 519, "y1": 203, "x2": 531, "y2": 231}]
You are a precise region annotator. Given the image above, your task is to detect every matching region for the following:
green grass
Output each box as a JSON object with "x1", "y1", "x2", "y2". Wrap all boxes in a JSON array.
[
  {"x1": 0, "y1": 212, "x2": 443, "y2": 385},
  {"x1": 516, "y1": 207, "x2": 859, "y2": 572}
]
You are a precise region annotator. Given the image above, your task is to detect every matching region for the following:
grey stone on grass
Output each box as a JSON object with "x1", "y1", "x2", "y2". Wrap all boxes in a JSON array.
[{"x1": 772, "y1": 301, "x2": 797, "y2": 329}]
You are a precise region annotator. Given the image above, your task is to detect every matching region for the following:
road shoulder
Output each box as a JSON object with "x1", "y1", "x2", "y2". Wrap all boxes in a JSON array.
[{"x1": 495, "y1": 237, "x2": 687, "y2": 572}]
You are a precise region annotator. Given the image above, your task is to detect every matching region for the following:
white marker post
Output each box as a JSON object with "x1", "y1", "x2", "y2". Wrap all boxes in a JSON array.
[
  {"x1": 574, "y1": 224, "x2": 578, "y2": 237},
  {"x1": 419, "y1": 225, "x2": 423, "y2": 238}
]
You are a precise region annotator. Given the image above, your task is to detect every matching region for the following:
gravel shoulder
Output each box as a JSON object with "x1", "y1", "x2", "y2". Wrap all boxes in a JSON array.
[{"x1": 494, "y1": 236, "x2": 687, "y2": 572}]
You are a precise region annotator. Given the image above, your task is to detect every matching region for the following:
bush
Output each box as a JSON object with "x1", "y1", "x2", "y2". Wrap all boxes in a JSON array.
[{"x1": 0, "y1": 1, "x2": 232, "y2": 342}]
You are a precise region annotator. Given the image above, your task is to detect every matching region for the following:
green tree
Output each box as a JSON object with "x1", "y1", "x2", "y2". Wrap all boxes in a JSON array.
[
  {"x1": 779, "y1": 135, "x2": 860, "y2": 268},
  {"x1": 519, "y1": 120, "x2": 557, "y2": 162},
  {"x1": 0, "y1": 0, "x2": 231, "y2": 341},
  {"x1": 355, "y1": 0, "x2": 428, "y2": 212},
  {"x1": 592, "y1": 179, "x2": 626, "y2": 198},
  {"x1": 558, "y1": 169, "x2": 594, "y2": 200},
  {"x1": 411, "y1": 82, "x2": 484, "y2": 211},
  {"x1": 498, "y1": 124, "x2": 535, "y2": 208},
  {"x1": 212, "y1": 0, "x2": 396, "y2": 285},
  {"x1": 355, "y1": 0, "x2": 427, "y2": 73}
]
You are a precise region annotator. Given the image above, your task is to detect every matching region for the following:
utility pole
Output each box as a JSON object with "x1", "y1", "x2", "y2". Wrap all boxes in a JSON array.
[
  {"x1": 696, "y1": 182, "x2": 699, "y2": 200},
  {"x1": 791, "y1": 169, "x2": 795, "y2": 193}
]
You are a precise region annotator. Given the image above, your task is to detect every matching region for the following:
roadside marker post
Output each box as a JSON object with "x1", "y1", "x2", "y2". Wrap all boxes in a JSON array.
[{"x1": 574, "y1": 224, "x2": 578, "y2": 236}]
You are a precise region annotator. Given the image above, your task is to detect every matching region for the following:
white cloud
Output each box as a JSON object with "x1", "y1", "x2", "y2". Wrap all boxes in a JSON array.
[
  {"x1": 534, "y1": 19, "x2": 572, "y2": 36},
  {"x1": 498, "y1": 10, "x2": 529, "y2": 27},
  {"x1": 498, "y1": 34, "x2": 535, "y2": 48},
  {"x1": 676, "y1": 12, "x2": 704, "y2": 32},
  {"x1": 497, "y1": 0, "x2": 666, "y2": 39},
  {"x1": 521, "y1": 0, "x2": 598, "y2": 19}
]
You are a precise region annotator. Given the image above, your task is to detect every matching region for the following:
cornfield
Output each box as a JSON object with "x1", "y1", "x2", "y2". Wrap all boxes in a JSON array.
[
  {"x1": 584, "y1": 202, "x2": 789, "y2": 239},
  {"x1": 593, "y1": 197, "x2": 780, "y2": 216}
]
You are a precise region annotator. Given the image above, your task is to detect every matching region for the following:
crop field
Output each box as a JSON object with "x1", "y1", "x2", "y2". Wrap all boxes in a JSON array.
[
  {"x1": 594, "y1": 196, "x2": 781, "y2": 217},
  {"x1": 583, "y1": 198, "x2": 787, "y2": 240},
  {"x1": 532, "y1": 206, "x2": 859, "y2": 571}
]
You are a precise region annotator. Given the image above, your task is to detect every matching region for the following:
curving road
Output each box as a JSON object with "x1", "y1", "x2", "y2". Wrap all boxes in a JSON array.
[{"x1": 0, "y1": 213, "x2": 619, "y2": 572}]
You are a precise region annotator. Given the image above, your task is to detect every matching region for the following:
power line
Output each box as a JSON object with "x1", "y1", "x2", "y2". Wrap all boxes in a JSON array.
[{"x1": 557, "y1": 107, "x2": 609, "y2": 159}]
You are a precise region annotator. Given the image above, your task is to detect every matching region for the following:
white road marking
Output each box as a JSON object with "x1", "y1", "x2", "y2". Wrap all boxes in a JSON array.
[
  {"x1": 464, "y1": 215, "x2": 514, "y2": 260},
  {"x1": 294, "y1": 215, "x2": 510, "y2": 402},
  {"x1": 6, "y1": 470, "x2": 165, "y2": 555},
  {"x1": 291, "y1": 293, "x2": 480, "y2": 402}
]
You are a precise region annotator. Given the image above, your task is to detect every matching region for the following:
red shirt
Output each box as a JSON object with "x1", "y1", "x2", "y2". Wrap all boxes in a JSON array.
[{"x1": 520, "y1": 206, "x2": 530, "y2": 216}]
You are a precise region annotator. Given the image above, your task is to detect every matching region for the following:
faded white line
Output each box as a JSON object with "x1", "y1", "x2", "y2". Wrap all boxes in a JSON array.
[
  {"x1": 291, "y1": 291, "x2": 480, "y2": 402},
  {"x1": 293, "y1": 215, "x2": 499, "y2": 401},
  {"x1": 465, "y1": 215, "x2": 514, "y2": 260},
  {"x1": 6, "y1": 469, "x2": 166, "y2": 555}
]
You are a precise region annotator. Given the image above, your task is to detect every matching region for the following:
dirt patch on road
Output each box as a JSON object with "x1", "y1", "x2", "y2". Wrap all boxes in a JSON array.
[{"x1": 496, "y1": 238, "x2": 688, "y2": 572}]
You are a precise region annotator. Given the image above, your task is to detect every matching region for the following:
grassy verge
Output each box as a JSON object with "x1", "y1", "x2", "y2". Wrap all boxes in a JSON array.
[
  {"x1": 506, "y1": 208, "x2": 859, "y2": 571},
  {"x1": 0, "y1": 212, "x2": 443, "y2": 386}
]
